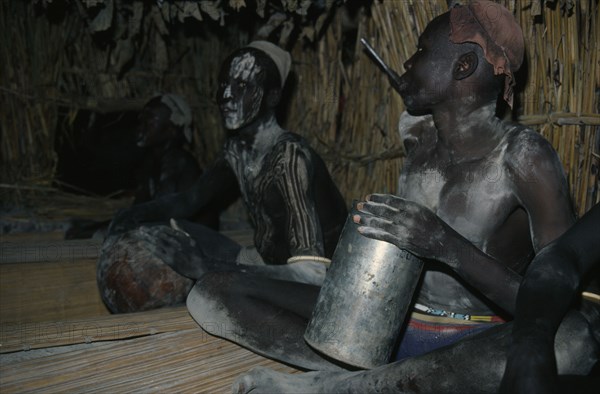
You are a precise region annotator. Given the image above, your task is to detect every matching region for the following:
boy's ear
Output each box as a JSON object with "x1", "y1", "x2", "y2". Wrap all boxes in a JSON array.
[
  {"x1": 453, "y1": 51, "x2": 478, "y2": 80},
  {"x1": 265, "y1": 88, "x2": 281, "y2": 108}
]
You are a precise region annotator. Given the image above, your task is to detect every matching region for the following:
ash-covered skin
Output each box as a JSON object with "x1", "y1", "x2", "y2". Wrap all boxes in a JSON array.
[
  {"x1": 219, "y1": 52, "x2": 264, "y2": 130},
  {"x1": 233, "y1": 310, "x2": 598, "y2": 394},
  {"x1": 108, "y1": 47, "x2": 346, "y2": 290},
  {"x1": 213, "y1": 47, "x2": 347, "y2": 264},
  {"x1": 229, "y1": 9, "x2": 599, "y2": 394},
  {"x1": 354, "y1": 12, "x2": 573, "y2": 316},
  {"x1": 223, "y1": 119, "x2": 334, "y2": 262}
]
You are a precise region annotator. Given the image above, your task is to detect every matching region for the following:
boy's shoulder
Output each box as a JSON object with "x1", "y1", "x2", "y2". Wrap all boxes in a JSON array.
[
  {"x1": 271, "y1": 131, "x2": 314, "y2": 155},
  {"x1": 503, "y1": 123, "x2": 557, "y2": 162}
]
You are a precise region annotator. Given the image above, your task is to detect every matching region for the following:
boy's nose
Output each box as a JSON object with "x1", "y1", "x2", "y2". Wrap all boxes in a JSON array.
[{"x1": 222, "y1": 85, "x2": 233, "y2": 99}]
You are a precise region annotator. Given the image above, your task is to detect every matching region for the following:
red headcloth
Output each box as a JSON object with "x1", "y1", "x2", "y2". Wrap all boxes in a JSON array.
[{"x1": 449, "y1": 1, "x2": 524, "y2": 108}]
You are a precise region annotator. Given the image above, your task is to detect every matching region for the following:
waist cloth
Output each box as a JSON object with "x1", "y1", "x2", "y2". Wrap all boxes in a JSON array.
[{"x1": 394, "y1": 303, "x2": 506, "y2": 361}]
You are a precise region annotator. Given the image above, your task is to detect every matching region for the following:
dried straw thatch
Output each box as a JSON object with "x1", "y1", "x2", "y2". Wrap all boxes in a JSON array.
[{"x1": 1, "y1": 0, "x2": 598, "y2": 219}]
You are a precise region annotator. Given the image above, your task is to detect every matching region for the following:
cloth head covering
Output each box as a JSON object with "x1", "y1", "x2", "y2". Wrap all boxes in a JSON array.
[
  {"x1": 246, "y1": 40, "x2": 291, "y2": 88},
  {"x1": 449, "y1": 1, "x2": 524, "y2": 108},
  {"x1": 159, "y1": 93, "x2": 193, "y2": 143}
]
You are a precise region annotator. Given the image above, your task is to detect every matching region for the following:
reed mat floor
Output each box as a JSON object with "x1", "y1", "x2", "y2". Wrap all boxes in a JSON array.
[
  {"x1": 1, "y1": 307, "x2": 300, "y2": 393},
  {"x1": 1, "y1": 227, "x2": 299, "y2": 393}
]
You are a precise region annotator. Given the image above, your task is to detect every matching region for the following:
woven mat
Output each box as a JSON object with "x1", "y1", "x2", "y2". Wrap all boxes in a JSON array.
[{"x1": 0, "y1": 307, "x2": 300, "y2": 393}]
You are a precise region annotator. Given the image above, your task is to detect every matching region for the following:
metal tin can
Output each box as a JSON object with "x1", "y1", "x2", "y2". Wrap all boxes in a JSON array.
[{"x1": 304, "y1": 209, "x2": 424, "y2": 369}]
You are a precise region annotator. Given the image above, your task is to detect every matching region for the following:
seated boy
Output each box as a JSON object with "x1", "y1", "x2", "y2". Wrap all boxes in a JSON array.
[
  {"x1": 104, "y1": 42, "x2": 348, "y2": 311},
  {"x1": 97, "y1": 93, "x2": 217, "y2": 312},
  {"x1": 175, "y1": 2, "x2": 598, "y2": 392}
]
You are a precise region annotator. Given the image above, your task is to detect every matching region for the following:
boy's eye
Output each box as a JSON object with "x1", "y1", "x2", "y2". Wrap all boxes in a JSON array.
[{"x1": 238, "y1": 81, "x2": 247, "y2": 88}]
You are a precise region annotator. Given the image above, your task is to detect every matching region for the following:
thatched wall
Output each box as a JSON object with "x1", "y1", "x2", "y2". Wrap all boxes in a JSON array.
[
  {"x1": 1, "y1": 0, "x2": 598, "y2": 219},
  {"x1": 0, "y1": 0, "x2": 254, "y2": 212}
]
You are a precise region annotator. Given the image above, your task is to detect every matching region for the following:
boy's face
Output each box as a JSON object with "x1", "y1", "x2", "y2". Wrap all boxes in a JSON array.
[
  {"x1": 217, "y1": 51, "x2": 265, "y2": 130},
  {"x1": 137, "y1": 101, "x2": 174, "y2": 147},
  {"x1": 398, "y1": 13, "x2": 467, "y2": 112}
]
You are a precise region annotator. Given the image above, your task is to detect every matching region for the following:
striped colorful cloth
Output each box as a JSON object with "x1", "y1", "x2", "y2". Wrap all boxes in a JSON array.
[{"x1": 394, "y1": 306, "x2": 506, "y2": 361}]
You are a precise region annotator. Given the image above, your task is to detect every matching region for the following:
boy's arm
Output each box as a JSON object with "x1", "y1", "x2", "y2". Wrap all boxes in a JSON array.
[
  {"x1": 500, "y1": 203, "x2": 600, "y2": 394},
  {"x1": 356, "y1": 194, "x2": 523, "y2": 313},
  {"x1": 505, "y1": 130, "x2": 575, "y2": 252},
  {"x1": 275, "y1": 143, "x2": 325, "y2": 258},
  {"x1": 356, "y1": 130, "x2": 574, "y2": 314},
  {"x1": 109, "y1": 154, "x2": 238, "y2": 235}
]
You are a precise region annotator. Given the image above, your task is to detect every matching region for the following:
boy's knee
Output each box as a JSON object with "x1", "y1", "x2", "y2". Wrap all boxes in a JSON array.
[
  {"x1": 187, "y1": 271, "x2": 244, "y2": 335},
  {"x1": 197, "y1": 271, "x2": 245, "y2": 296},
  {"x1": 555, "y1": 310, "x2": 599, "y2": 375}
]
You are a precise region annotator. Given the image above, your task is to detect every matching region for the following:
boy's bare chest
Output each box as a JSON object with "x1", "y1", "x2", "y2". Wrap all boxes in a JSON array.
[{"x1": 399, "y1": 154, "x2": 517, "y2": 246}]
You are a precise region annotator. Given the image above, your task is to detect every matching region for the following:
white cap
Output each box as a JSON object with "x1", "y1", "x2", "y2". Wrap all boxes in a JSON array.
[{"x1": 246, "y1": 40, "x2": 291, "y2": 88}]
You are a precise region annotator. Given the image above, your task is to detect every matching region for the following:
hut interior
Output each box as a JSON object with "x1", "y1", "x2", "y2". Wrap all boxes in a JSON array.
[{"x1": 1, "y1": 0, "x2": 598, "y2": 392}]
